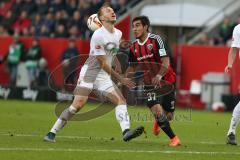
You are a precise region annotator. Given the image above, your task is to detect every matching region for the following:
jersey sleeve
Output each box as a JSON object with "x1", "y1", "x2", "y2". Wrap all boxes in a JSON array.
[
  {"x1": 231, "y1": 26, "x2": 240, "y2": 48},
  {"x1": 91, "y1": 32, "x2": 106, "y2": 56},
  {"x1": 154, "y1": 35, "x2": 168, "y2": 58}
]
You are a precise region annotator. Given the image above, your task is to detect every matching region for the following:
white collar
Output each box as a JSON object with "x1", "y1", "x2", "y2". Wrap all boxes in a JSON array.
[
  {"x1": 102, "y1": 26, "x2": 115, "y2": 34},
  {"x1": 137, "y1": 33, "x2": 150, "y2": 45}
]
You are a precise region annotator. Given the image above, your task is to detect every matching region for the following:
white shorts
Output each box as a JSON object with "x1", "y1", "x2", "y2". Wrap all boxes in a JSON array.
[{"x1": 77, "y1": 65, "x2": 115, "y2": 93}]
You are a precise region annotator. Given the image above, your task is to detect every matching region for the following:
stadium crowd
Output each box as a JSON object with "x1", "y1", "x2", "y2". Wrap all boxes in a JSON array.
[
  {"x1": 0, "y1": 0, "x2": 238, "y2": 45},
  {"x1": 196, "y1": 16, "x2": 240, "y2": 46},
  {"x1": 0, "y1": 0, "x2": 130, "y2": 39}
]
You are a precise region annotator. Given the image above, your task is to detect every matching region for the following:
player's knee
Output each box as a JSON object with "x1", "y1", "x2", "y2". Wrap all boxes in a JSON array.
[
  {"x1": 155, "y1": 114, "x2": 168, "y2": 127},
  {"x1": 166, "y1": 112, "x2": 174, "y2": 121},
  {"x1": 72, "y1": 96, "x2": 87, "y2": 110}
]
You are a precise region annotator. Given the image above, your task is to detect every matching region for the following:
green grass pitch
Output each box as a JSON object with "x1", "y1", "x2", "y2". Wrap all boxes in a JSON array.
[{"x1": 0, "y1": 99, "x2": 239, "y2": 160}]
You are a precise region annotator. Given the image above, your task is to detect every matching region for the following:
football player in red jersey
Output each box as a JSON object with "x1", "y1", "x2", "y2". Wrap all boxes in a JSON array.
[{"x1": 125, "y1": 16, "x2": 181, "y2": 146}]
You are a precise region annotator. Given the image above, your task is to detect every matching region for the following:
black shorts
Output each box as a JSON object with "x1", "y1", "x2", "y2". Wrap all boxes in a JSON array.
[{"x1": 144, "y1": 85, "x2": 176, "y2": 113}]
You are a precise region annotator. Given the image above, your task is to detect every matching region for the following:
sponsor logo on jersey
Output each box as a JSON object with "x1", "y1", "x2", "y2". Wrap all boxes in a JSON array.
[{"x1": 137, "y1": 54, "x2": 154, "y2": 61}]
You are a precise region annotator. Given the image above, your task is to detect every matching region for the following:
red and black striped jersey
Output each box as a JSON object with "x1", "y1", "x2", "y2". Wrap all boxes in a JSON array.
[{"x1": 129, "y1": 33, "x2": 176, "y2": 84}]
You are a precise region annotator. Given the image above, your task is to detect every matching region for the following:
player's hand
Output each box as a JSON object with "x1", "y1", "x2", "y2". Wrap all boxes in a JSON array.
[
  {"x1": 152, "y1": 74, "x2": 162, "y2": 86},
  {"x1": 120, "y1": 77, "x2": 136, "y2": 88},
  {"x1": 225, "y1": 65, "x2": 232, "y2": 73}
]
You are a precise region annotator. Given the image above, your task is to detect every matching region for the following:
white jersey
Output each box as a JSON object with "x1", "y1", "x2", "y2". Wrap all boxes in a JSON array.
[
  {"x1": 231, "y1": 24, "x2": 240, "y2": 48},
  {"x1": 80, "y1": 26, "x2": 122, "y2": 84}
]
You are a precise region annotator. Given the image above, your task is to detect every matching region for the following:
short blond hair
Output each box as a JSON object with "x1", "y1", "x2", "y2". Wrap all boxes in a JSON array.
[{"x1": 97, "y1": 3, "x2": 111, "y2": 22}]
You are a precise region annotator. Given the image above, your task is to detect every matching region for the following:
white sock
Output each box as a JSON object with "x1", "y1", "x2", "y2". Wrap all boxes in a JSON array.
[
  {"x1": 50, "y1": 105, "x2": 77, "y2": 134},
  {"x1": 115, "y1": 105, "x2": 130, "y2": 132},
  {"x1": 228, "y1": 101, "x2": 240, "y2": 135}
]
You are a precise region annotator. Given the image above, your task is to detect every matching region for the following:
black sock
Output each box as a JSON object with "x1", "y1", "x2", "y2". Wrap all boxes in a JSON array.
[{"x1": 156, "y1": 115, "x2": 175, "y2": 139}]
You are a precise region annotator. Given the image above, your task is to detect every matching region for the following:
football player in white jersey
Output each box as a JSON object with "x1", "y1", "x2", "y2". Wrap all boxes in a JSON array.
[
  {"x1": 225, "y1": 24, "x2": 240, "y2": 145},
  {"x1": 44, "y1": 4, "x2": 144, "y2": 142}
]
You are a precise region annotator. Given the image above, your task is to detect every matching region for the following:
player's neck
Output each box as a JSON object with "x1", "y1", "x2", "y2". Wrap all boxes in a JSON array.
[
  {"x1": 139, "y1": 33, "x2": 148, "y2": 43},
  {"x1": 103, "y1": 23, "x2": 114, "y2": 33}
]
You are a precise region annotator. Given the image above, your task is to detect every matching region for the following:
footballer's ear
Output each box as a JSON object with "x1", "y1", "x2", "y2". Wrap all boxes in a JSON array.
[{"x1": 143, "y1": 25, "x2": 149, "y2": 32}]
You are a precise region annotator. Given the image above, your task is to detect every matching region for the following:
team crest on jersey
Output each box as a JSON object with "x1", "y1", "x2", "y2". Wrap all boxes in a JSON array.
[{"x1": 147, "y1": 44, "x2": 153, "y2": 50}]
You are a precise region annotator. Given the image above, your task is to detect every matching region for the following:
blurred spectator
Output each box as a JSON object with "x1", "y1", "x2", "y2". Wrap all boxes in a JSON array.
[
  {"x1": 196, "y1": 32, "x2": 213, "y2": 45},
  {"x1": 6, "y1": 35, "x2": 24, "y2": 86},
  {"x1": 21, "y1": 0, "x2": 37, "y2": 15},
  {"x1": 114, "y1": 0, "x2": 127, "y2": 16},
  {"x1": 81, "y1": 14, "x2": 91, "y2": 39},
  {"x1": 39, "y1": 25, "x2": 50, "y2": 37},
  {"x1": 25, "y1": 38, "x2": 41, "y2": 87},
  {"x1": 61, "y1": 38, "x2": 78, "y2": 85},
  {"x1": 0, "y1": 0, "x2": 14, "y2": 17},
  {"x1": 55, "y1": 10, "x2": 68, "y2": 27},
  {"x1": 219, "y1": 16, "x2": 235, "y2": 44},
  {"x1": 31, "y1": 14, "x2": 44, "y2": 37},
  {"x1": 54, "y1": 24, "x2": 68, "y2": 38},
  {"x1": 0, "y1": 25, "x2": 9, "y2": 36},
  {"x1": 78, "y1": 0, "x2": 91, "y2": 11},
  {"x1": 66, "y1": 0, "x2": 78, "y2": 16},
  {"x1": 11, "y1": 0, "x2": 24, "y2": 15},
  {"x1": 233, "y1": 15, "x2": 240, "y2": 26},
  {"x1": 42, "y1": 11, "x2": 55, "y2": 33},
  {"x1": 4, "y1": 0, "x2": 133, "y2": 39},
  {"x1": 50, "y1": 0, "x2": 66, "y2": 13},
  {"x1": 22, "y1": 28, "x2": 30, "y2": 37},
  {"x1": 1, "y1": 10, "x2": 16, "y2": 35},
  {"x1": 67, "y1": 10, "x2": 83, "y2": 30},
  {"x1": 88, "y1": 0, "x2": 103, "y2": 15},
  {"x1": 68, "y1": 25, "x2": 80, "y2": 38},
  {"x1": 29, "y1": 26, "x2": 37, "y2": 37},
  {"x1": 37, "y1": 57, "x2": 49, "y2": 87},
  {"x1": 13, "y1": 10, "x2": 31, "y2": 35},
  {"x1": 36, "y1": 0, "x2": 49, "y2": 16}
]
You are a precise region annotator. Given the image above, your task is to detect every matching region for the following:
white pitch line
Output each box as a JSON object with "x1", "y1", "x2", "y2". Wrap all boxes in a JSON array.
[
  {"x1": 0, "y1": 133, "x2": 109, "y2": 140},
  {"x1": 0, "y1": 133, "x2": 227, "y2": 145},
  {"x1": 0, "y1": 147, "x2": 239, "y2": 155},
  {"x1": 199, "y1": 141, "x2": 225, "y2": 145}
]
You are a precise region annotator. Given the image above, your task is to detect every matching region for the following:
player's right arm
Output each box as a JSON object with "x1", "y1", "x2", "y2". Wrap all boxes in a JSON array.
[
  {"x1": 225, "y1": 25, "x2": 240, "y2": 73},
  {"x1": 225, "y1": 47, "x2": 238, "y2": 73}
]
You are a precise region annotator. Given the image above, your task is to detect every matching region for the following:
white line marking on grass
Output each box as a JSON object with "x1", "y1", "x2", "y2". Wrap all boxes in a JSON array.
[
  {"x1": 0, "y1": 133, "x2": 227, "y2": 145},
  {"x1": 0, "y1": 133, "x2": 108, "y2": 140},
  {"x1": 0, "y1": 147, "x2": 239, "y2": 155},
  {"x1": 200, "y1": 141, "x2": 225, "y2": 145}
]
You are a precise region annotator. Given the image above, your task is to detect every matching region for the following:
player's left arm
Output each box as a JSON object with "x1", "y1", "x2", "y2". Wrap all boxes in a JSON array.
[{"x1": 152, "y1": 35, "x2": 170, "y2": 85}]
